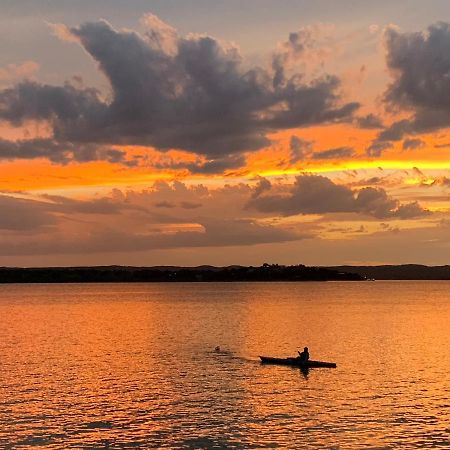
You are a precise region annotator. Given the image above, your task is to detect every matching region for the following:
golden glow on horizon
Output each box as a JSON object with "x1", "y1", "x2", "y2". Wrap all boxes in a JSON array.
[
  {"x1": 0, "y1": 124, "x2": 449, "y2": 195},
  {"x1": 1, "y1": 157, "x2": 449, "y2": 194}
]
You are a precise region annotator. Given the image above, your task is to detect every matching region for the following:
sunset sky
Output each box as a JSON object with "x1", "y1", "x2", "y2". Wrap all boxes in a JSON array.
[{"x1": 1, "y1": 0, "x2": 450, "y2": 266}]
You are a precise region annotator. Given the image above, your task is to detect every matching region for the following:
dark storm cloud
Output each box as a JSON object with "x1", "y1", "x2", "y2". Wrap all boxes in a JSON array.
[
  {"x1": 369, "y1": 22, "x2": 450, "y2": 155},
  {"x1": 247, "y1": 174, "x2": 428, "y2": 219},
  {"x1": 0, "y1": 17, "x2": 359, "y2": 167},
  {"x1": 312, "y1": 146, "x2": 354, "y2": 160}
]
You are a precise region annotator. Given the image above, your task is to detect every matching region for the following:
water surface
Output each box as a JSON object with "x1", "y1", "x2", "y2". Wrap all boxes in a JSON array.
[{"x1": 1, "y1": 282, "x2": 449, "y2": 448}]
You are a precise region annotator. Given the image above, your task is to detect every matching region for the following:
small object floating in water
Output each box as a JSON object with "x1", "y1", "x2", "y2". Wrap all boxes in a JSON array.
[{"x1": 259, "y1": 356, "x2": 336, "y2": 368}]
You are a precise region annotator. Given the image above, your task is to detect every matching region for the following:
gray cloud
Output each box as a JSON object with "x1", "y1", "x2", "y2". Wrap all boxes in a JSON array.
[
  {"x1": 271, "y1": 24, "x2": 336, "y2": 89},
  {"x1": 366, "y1": 141, "x2": 392, "y2": 157},
  {"x1": 355, "y1": 113, "x2": 384, "y2": 129},
  {"x1": 312, "y1": 146, "x2": 354, "y2": 160},
  {"x1": 252, "y1": 177, "x2": 272, "y2": 199},
  {"x1": 289, "y1": 135, "x2": 314, "y2": 163},
  {"x1": 377, "y1": 119, "x2": 411, "y2": 142},
  {"x1": 402, "y1": 138, "x2": 425, "y2": 150},
  {"x1": 384, "y1": 22, "x2": 450, "y2": 116},
  {"x1": 0, "y1": 137, "x2": 70, "y2": 162},
  {"x1": 247, "y1": 174, "x2": 428, "y2": 219},
  {"x1": 369, "y1": 22, "x2": 450, "y2": 154},
  {"x1": 186, "y1": 154, "x2": 247, "y2": 174},
  {"x1": 0, "y1": 137, "x2": 134, "y2": 164},
  {"x1": 0, "y1": 16, "x2": 359, "y2": 169}
]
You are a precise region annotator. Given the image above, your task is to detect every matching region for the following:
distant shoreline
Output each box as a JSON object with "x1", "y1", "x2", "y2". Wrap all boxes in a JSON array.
[
  {"x1": 0, "y1": 264, "x2": 362, "y2": 283},
  {"x1": 1, "y1": 264, "x2": 450, "y2": 283}
]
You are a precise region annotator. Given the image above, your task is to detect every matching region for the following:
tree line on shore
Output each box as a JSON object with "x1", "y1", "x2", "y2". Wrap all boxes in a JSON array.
[{"x1": 0, "y1": 264, "x2": 364, "y2": 283}]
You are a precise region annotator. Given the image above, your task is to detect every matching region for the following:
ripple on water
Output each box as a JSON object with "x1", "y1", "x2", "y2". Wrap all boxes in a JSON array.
[{"x1": 1, "y1": 282, "x2": 450, "y2": 448}]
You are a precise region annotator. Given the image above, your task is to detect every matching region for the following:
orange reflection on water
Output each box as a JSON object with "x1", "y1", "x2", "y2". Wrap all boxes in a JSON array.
[{"x1": 0, "y1": 282, "x2": 449, "y2": 448}]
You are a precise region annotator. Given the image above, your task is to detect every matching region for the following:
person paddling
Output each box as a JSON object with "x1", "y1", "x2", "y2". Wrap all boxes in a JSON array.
[{"x1": 298, "y1": 347, "x2": 309, "y2": 364}]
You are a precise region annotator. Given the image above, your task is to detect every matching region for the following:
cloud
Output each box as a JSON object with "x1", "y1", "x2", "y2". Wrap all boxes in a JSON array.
[
  {"x1": 47, "y1": 22, "x2": 79, "y2": 43},
  {"x1": 355, "y1": 113, "x2": 384, "y2": 129},
  {"x1": 0, "y1": 16, "x2": 359, "y2": 169},
  {"x1": 247, "y1": 174, "x2": 354, "y2": 215},
  {"x1": 0, "y1": 80, "x2": 104, "y2": 126},
  {"x1": 0, "y1": 217, "x2": 306, "y2": 256},
  {"x1": 312, "y1": 146, "x2": 354, "y2": 160},
  {"x1": 368, "y1": 22, "x2": 450, "y2": 155},
  {"x1": 289, "y1": 138, "x2": 355, "y2": 164},
  {"x1": 140, "y1": 13, "x2": 178, "y2": 55},
  {"x1": 247, "y1": 174, "x2": 429, "y2": 219},
  {"x1": 289, "y1": 136, "x2": 314, "y2": 163},
  {"x1": 179, "y1": 201, "x2": 202, "y2": 209},
  {"x1": 186, "y1": 154, "x2": 247, "y2": 174},
  {"x1": 0, "y1": 177, "x2": 434, "y2": 258},
  {"x1": 0, "y1": 195, "x2": 56, "y2": 231},
  {"x1": 402, "y1": 138, "x2": 425, "y2": 150},
  {"x1": 434, "y1": 142, "x2": 450, "y2": 149},
  {"x1": 366, "y1": 141, "x2": 392, "y2": 157},
  {"x1": 369, "y1": 22, "x2": 450, "y2": 154},
  {"x1": 0, "y1": 61, "x2": 39, "y2": 88},
  {"x1": 272, "y1": 23, "x2": 337, "y2": 88},
  {"x1": 384, "y1": 22, "x2": 450, "y2": 118},
  {"x1": 0, "y1": 137, "x2": 134, "y2": 164},
  {"x1": 43, "y1": 194, "x2": 144, "y2": 215},
  {"x1": 154, "y1": 201, "x2": 176, "y2": 208},
  {"x1": 251, "y1": 177, "x2": 272, "y2": 199}
]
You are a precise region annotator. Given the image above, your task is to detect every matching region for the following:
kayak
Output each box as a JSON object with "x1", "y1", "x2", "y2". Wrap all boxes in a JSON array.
[{"x1": 259, "y1": 356, "x2": 336, "y2": 368}]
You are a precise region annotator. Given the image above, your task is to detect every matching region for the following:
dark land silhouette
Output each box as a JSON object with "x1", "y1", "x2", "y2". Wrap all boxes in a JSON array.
[
  {"x1": 1, "y1": 264, "x2": 449, "y2": 283},
  {"x1": 0, "y1": 264, "x2": 363, "y2": 283},
  {"x1": 327, "y1": 264, "x2": 450, "y2": 280}
]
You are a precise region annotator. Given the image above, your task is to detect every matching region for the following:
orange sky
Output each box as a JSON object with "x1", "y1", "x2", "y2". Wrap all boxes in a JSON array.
[{"x1": 1, "y1": 7, "x2": 450, "y2": 266}]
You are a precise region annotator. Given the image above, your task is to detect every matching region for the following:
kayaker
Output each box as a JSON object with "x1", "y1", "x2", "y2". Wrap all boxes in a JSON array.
[{"x1": 298, "y1": 347, "x2": 309, "y2": 363}]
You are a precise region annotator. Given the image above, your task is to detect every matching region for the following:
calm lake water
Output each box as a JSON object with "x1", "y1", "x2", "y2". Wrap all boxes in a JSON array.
[{"x1": 0, "y1": 282, "x2": 449, "y2": 449}]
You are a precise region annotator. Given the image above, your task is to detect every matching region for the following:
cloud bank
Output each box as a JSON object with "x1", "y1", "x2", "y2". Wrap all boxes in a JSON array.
[
  {"x1": 247, "y1": 174, "x2": 428, "y2": 219},
  {"x1": 0, "y1": 15, "x2": 359, "y2": 169}
]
